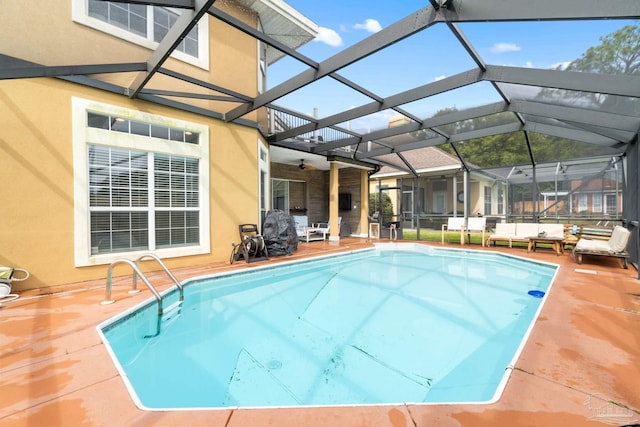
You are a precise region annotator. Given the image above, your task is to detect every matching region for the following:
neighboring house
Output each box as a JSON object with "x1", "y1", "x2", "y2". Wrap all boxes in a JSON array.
[
  {"x1": 370, "y1": 146, "x2": 506, "y2": 230},
  {"x1": 369, "y1": 116, "x2": 506, "y2": 230},
  {"x1": 571, "y1": 178, "x2": 623, "y2": 216},
  {"x1": 0, "y1": 1, "x2": 317, "y2": 289}
]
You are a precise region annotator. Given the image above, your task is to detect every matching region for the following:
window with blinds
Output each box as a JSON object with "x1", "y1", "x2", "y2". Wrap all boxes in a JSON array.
[
  {"x1": 88, "y1": 146, "x2": 199, "y2": 255},
  {"x1": 154, "y1": 154, "x2": 200, "y2": 248},
  {"x1": 73, "y1": 97, "x2": 209, "y2": 266},
  {"x1": 87, "y1": 1, "x2": 199, "y2": 58},
  {"x1": 73, "y1": 0, "x2": 209, "y2": 70}
]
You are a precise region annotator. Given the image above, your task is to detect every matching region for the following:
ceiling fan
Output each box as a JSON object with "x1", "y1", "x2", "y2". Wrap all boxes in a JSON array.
[{"x1": 298, "y1": 158, "x2": 318, "y2": 170}]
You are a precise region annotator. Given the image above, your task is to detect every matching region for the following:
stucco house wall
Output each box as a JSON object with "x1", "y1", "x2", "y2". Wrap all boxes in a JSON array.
[{"x1": 0, "y1": 2, "x2": 281, "y2": 290}]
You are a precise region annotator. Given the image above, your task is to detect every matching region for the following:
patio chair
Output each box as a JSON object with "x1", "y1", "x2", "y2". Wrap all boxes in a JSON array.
[
  {"x1": 572, "y1": 225, "x2": 630, "y2": 269},
  {"x1": 292, "y1": 215, "x2": 309, "y2": 237},
  {"x1": 441, "y1": 217, "x2": 466, "y2": 245},
  {"x1": 465, "y1": 217, "x2": 486, "y2": 246},
  {"x1": 311, "y1": 216, "x2": 342, "y2": 240},
  {"x1": 293, "y1": 215, "x2": 324, "y2": 242}
]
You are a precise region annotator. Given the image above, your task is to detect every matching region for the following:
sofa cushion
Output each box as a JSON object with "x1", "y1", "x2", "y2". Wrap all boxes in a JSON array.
[
  {"x1": 515, "y1": 223, "x2": 538, "y2": 238},
  {"x1": 609, "y1": 226, "x2": 630, "y2": 253},
  {"x1": 538, "y1": 224, "x2": 564, "y2": 238},
  {"x1": 575, "y1": 238, "x2": 611, "y2": 252},
  {"x1": 493, "y1": 223, "x2": 516, "y2": 236}
]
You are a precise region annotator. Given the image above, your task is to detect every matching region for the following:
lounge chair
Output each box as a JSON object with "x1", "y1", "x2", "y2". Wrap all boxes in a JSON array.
[
  {"x1": 0, "y1": 266, "x2": 28, "y2": 305},
  {"x1": 572, "y1": 225, "x2": 630, "y2": 269},
  {"x1": 0, "y1": 266, "x2": 29, "y2": 284}
]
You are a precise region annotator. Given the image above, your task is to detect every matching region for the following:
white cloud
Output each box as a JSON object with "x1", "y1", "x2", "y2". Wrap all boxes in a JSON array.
[
  {"x1": 490, "y1": 42, "x2": 521, "y2": 54},
  {"x1": 349, "y1": 110, "x2": 396, "y2": 133},
  {"x1": 354, "y1": 19, "x2": 382, "y2": 33},
  {"x1": 524, "y1": 61, "x2": 533, "y2": 68},
  {"x1": 314, "y1": 27, "x2": 343, "y2": 47},
  {"x1": 550, "y1": 61, "x2": 571, "y2": 70},
  {"x1": 434, "y1": 75, "x2": 446, "y2": 82}
]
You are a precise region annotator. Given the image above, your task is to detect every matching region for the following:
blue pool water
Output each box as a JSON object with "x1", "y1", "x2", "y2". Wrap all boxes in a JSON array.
[{"x1": 98, "y1": 243, "x2": 558, "y2": 410}]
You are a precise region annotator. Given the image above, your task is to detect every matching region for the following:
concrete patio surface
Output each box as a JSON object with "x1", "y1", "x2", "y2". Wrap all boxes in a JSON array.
[{"x1": 1, "y1": 238, "x2": 639, "y2": 427}]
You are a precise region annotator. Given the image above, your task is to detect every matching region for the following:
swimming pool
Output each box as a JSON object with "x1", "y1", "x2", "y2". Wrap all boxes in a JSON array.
[{"x1": 98, "y1": 243, "x2": 558, "y2": 410}]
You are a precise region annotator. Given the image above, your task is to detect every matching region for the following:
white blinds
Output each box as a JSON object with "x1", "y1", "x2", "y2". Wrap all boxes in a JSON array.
[{"x1": 88, "y1": 145, "x2": 199, "y2": 254}]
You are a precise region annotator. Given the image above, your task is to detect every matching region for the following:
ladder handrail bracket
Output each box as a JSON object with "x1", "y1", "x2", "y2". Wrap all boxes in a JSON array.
[
  {"x1": 102, "y1": 259, "x2": 164, "y2": 315},
  {"x1": 134, "y1": 253, "x2": 184, "y2": 302}
]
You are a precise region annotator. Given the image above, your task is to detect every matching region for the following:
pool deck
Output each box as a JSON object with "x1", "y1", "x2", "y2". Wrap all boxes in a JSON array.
[{"x1": 1, "y1": 238, "x2": 639, "y2": 427}]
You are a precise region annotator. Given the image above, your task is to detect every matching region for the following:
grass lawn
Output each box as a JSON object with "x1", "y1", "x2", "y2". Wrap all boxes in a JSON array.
[
  {"x1": 401, "y1": 229, "x2": 491, "y2": 245},
  {"x1": 400, "y1": 229, "x2": 532, "y2": 249}
]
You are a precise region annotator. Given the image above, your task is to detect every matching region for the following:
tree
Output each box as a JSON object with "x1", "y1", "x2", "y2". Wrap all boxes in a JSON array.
[
  {"x1": 369, "y1": 192, "x2": 394, "y2": 225},
  {"x1": 543, "y1": 23, "x2": 640, "y2": 113},
  {"x1": 566, "y1": 24, "x2": 640, "y2": 75},
  {"x1": 436, "y1": 23, "x2": 640, "y2": 167}
]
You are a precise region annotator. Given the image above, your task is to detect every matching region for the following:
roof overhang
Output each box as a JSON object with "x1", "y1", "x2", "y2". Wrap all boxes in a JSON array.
[
  {"x1": 239, "y1": 0, "x2": 318, "y2": 64},
  {"x1": 371, "y1": 164, "x2": 462, "y2": 179},
  {"x1": 327, "y1": 155, "x2": 377, "y2": 171}
]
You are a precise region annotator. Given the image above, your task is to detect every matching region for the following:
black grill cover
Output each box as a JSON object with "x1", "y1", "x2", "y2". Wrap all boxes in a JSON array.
[{"x1": 262, "y1": 210, "x2": 298, "y2": 256}]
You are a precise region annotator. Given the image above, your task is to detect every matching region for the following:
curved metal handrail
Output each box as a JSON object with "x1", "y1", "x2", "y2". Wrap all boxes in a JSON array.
[
  {"x1": 133, "y1": 253, "x2": 184, "y2": 302},
  {"x1": 102, "y1": 259, "x2": 163, "y2": 315}
]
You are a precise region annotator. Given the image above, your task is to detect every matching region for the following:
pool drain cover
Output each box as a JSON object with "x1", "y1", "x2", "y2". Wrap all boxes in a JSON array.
[{"x1": 267, "y1": 359, "x2": 282, "y2": 370}]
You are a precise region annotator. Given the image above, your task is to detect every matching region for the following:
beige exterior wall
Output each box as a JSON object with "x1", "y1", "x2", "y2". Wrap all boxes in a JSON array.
[
  {"x1": 0, "y1": 1, "x2": 266, "y2": 290},
  {"x1": 1, "y1": 1, "x2": 260, "y2": 119},
  {"x1": 0, "y1": 78, "x2": 262, "y2": 290}
]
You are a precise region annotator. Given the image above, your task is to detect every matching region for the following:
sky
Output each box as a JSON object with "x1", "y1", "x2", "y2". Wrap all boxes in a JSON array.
[{"x1": 266, "y1": 1, "x2": 634, "y2": 134}]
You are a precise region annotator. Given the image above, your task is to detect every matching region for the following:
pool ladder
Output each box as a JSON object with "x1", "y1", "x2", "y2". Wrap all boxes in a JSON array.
[{"x1": 101, "y1": 253, "x2": 184, "y2": 316}]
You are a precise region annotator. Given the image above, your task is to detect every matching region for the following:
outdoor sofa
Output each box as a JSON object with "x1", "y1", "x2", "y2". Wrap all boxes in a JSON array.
[
  {"x1": 573, "y1": 225, "x2": 630, "y2": 269},
  {"x1": 485, "y1": 223, "x2": 564, "y2": 247}
]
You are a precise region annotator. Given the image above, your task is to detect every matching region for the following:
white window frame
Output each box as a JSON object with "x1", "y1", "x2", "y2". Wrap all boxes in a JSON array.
[
  {"x1": 258, "y1": 140, "x2": 269, "y2": 227},
  {"x1": 72, "y1": 97, "x2": 210, "y2": 267},
  {"x1": 605, "y1": 193, "x2": 617, "y2": 215},
  {"x1": 272, "y1": 178, "x2": 289, "y2": 212},
  {"x1": 578, "y1": 193, "x2": 588, "y2": 212},
  {"x1": 433, "y1": 190, "x2": 447, "y2": 214},
  {"x1": 483, "y1": 186, "x2": 492, "y2": 215},
  {"x1": 257, "y1": 19, "x2": 267, "y2": 94},
  {"x1": 72, "y1": 0, "x2": 209, "y2": 70},
  {"x1": 592, "y1": 193, "x2": 603, "y2": 213}
]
